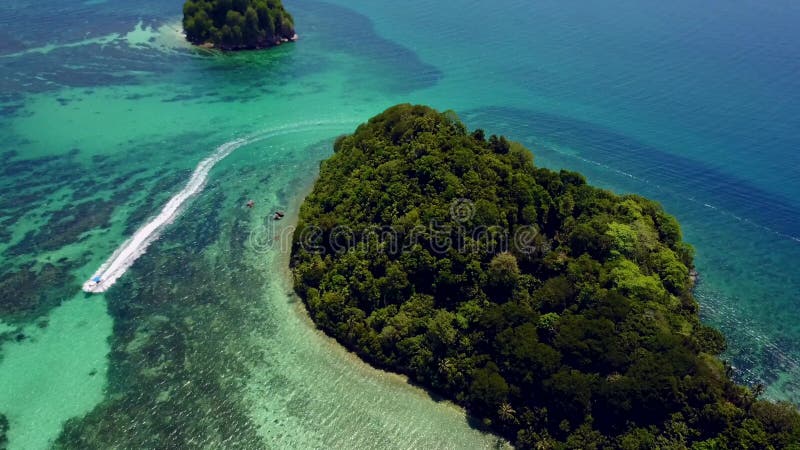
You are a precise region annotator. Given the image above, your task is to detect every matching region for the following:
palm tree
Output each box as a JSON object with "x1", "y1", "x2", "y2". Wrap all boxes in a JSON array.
[
  {"x1": 438, "y1": 358, "x2": 454, "y2": 375},
  {"x1": 753, "y1": 382, "x2": 766, "y2": 399},
  {"x1": 498, "y1": 402, "x2": 517, "y2": 423}
]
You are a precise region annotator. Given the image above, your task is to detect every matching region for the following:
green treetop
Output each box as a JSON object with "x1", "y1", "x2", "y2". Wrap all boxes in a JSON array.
[{"x1": 183, "y1": 0, "x2": 295, "y2": 50}]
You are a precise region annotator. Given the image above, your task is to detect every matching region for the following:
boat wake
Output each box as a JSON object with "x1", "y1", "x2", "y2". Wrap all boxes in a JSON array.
[
  {"x1": 83, "y1": 138, "x2": 247, "y2": 293},
  {"x1": 83, "y1": 120, "x2": 357, "y2": 294}
]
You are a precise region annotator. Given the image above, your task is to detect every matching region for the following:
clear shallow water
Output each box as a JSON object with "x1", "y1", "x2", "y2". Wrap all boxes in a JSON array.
[{"x1": 0, "y1": 0, "x2": 799, "y2": 448}]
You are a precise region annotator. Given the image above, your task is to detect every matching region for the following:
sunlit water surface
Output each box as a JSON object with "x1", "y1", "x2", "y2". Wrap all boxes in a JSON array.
[{"x1": 1, "y1": 0, "x2": 799, "y2": 447}]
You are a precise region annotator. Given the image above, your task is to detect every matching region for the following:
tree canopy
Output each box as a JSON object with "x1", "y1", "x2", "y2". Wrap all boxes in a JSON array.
[
  {"x1": 182, "y1": 0, "x2": 295, "y2": 50},
  {"x1": 291, "y1": 104, "x2": 800, "y2": 448}
]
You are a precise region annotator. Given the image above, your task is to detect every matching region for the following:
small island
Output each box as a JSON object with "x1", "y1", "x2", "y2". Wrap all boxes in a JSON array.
[
  {"x1": 292, "y1": 105, "x2": 800, "y2": 448},
  {"x1": 182, "y1": 0, "x2": 296, "y2": 50}
]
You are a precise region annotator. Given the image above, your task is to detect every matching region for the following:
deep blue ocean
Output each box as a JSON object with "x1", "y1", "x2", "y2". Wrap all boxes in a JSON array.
[{"x1": 1, "y1": 0, "x2": 799, "y2": 447}]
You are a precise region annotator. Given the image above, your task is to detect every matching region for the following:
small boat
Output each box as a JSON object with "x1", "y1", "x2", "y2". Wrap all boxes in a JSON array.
[
  {"x1": 83, "y1": 275, "x2": 103, "y2": 293},
  {"x1": 246, "y1": 200, "x2": 255, "y2": 208}
]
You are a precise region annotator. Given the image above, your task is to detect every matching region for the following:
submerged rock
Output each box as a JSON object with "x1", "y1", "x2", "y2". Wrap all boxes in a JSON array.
[
  {"x1": 0, "y1": 262, "x2": 78, "y2": 322},
  {"x1": 0, "y1": 413, "x2": 8, "y2": 449}
]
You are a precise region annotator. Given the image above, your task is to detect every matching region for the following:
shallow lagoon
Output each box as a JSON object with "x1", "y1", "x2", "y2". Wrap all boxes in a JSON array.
[{"x1": 1, "y1": 0, "x2": 800, "y2": 447}]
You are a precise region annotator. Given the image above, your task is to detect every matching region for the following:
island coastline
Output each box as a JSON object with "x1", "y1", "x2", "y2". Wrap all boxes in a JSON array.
[
  {"x1": 270, "y1": 169, "x2": 509, "y2": 446},
  {"x1": 289, "y1": 104, "x2": 800, "y2": 448},
  {"x1": 182, "y1": 0, "x2": 296, "y2": 51}
]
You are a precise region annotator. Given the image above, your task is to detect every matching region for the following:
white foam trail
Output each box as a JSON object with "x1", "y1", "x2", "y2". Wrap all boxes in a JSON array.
[
  {"x1": 83, "y1": 119, "x2": 359, "y2": 294},
  {"x1": 83, "y1": 138, "x2": 247, "y2": 293}
]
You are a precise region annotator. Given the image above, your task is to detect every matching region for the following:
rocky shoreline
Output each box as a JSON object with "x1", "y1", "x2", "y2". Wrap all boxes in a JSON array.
[{"x1": 197, "y1": 33, "x2": 298, "y2": 51}]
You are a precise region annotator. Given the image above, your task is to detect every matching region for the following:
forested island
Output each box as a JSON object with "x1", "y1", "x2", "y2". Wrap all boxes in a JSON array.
[
  {"x1": 291, "y1": 105, "x2": 800, "y2": 448},
  {"x1": 182, "y1": 0, "x2": 295, "y2": 50}
]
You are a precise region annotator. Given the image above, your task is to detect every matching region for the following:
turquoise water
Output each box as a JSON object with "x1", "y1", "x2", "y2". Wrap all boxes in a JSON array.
[{"x1": 1, "y1": 0, "x2": 799, "y2": 447}]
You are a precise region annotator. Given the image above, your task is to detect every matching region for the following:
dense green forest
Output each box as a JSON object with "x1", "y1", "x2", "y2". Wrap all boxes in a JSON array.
[
  {"x1": 182, "y1": 0, "x2": 295, "y2": 50},
  {"x1": 291, "y1": 104, "x2": 800, "y2": 448}
]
